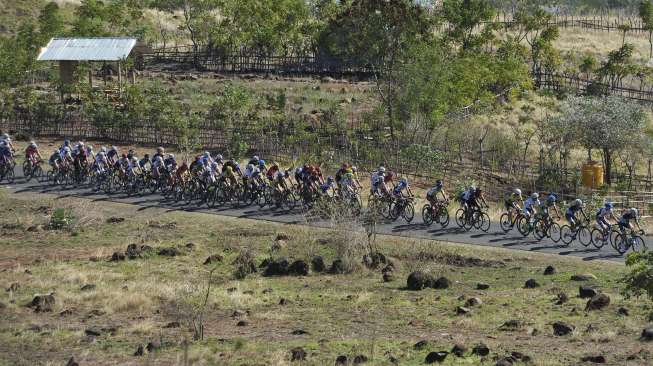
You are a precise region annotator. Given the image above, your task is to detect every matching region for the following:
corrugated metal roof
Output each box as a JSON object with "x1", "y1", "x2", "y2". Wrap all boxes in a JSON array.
[{"x1": 37, "y1": 38, "x2": 138, "y2": 61}]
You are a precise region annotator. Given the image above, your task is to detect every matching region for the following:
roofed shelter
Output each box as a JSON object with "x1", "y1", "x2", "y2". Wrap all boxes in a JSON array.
[{"x1": 37, "y1": 37, "x2": 147, "y2": 100}]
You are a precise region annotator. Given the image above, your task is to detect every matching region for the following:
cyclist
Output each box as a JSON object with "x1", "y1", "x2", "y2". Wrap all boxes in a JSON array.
[
  {"x1": 618, "y1": 207, "x2": 642, "y2": 234},
  {"x1": 48, "y1": 149, "x2": 61, "y2": 172},
  {"x1": 460, "y1": 185, "x2": 475, "y2": 212},
  {"x1": 371, "y1": 166, "x2": 388, "y2": 196},
  {"x1": 151, "y1": 154, "x2": 165, "y2": 178},
  {"x1": 139, "y1": 154, "x2": 151, "y2": 171},
  {"x1": 523, "y1": 193, "x2": 540, "y2": 222},
  {"x1": 393, "y1": 177, "x2": 412, "y2": 199},
  {"x1": 565, "y1": 198, "x2": 589, "y2": 230},
  {"x1": 596, "y1": 202, "x2": 617, "y2": 233},
  {"x1": 94, "y1": 151, "x2": 108, "y2": 174},
  {"x1": 504, "y1": 188, "x2": 523, "y2": 223},
  {"x1": 248, "y1": 155, "x2": 260, "y2": 166},
  {"x1": 222, "y1": 163, "x2": 238, "y2": 188},
  {"x1": 339, "y1": 172, "x2": 358, "y2": 198},
  {"x1": 58, "y1": 140, "x2": 71, "y2": 158},
  {"x1": 426, "y1": 180, "x2": 448, "y2": 207},
  {"x1": 107, "y1": 146, "x2": 119, "y2": 166},
  {"x1": 536, "y1": 194, "x2": 561, "y2": 222},
  {"x1": 0, "y1": 140, "x2": 14, "y2": 167},
  {"x1": 470, "y1": 187, "x2": 489, "y2": 213},
  {"x1": 243, "y1": 163, "x2": 261, "y2": 188},
  {"x1": 25, "y1": 141, "x2": 43, "y2": 165},
  {"x1": 164, "y1": 154, "x2": 177, "y2": 172},
  {"x1": 319, "y1": 176, "x2": 336, "y2": 196},
  {"x1": 1, "y1": 133, "x2": 14, "y2": 150},
  {"x1": 266, "y1": 162, "x2": 280, "y2": 183},
  {"x1": 153, "y1": 147, "x2": 165, "y2": 161}
]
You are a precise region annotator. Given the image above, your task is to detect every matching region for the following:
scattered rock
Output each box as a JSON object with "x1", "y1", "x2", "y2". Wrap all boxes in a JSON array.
[
  {"x1": 311, "y1": 256, "x2": 326, "y2": 272},
  {"x1": 6, "y1": 283, "x2": 20, "y2": 292},
  {"x1": 425, "y1": 351, "x2": 448, "y2": 363},
  {"x1": 362, "y1": 252, "x2": 386, "y2": 269},
  {"x1": 571, "y1": 273, "x2": 597, "y2": 281},
  {"x1": 432, "y1": 277, "x2": 451, "y2": 289},
  {"x1": 579, "y1": 286, "x2": 598, "y2": 299},
  {"x1": 555, "y1": 293, "x2": 569, "y2": 305},
  {"x1": 236, "y1": 320, "x2": 248, "y2": 326},
  {"x1": 353, "y1": 355, "x2": 368, "y2": 364},
  {"x1": 456, "y1": 306, "x2": 471, "y2": 315},
  {"x1": 125, "y1": 244, "x2": 141, "y2": 259},
  {"x1": 80, "y1": 284, "x2": 96, "y2": 292},
  {"x1": 28, "y1": 294, "x2": 55, "y2": 312},
  {"x1": 407, "y1": 271, "x2": 433, "y2": 291},
  {"x1": 110, "y1": 252, "x2": 126, "y2": 261},
  {"x1": 617, "y1": 307, "x2": 629, "y2": 316},
  {"x1": 264, "y1": 258, "x2": 290, "y2": 276},
  {"x1": 146, "y1": 340, "x2": 161, "y2": 352},
  {"x1": 288, "y1": 260, "x2": 309, "y2": 276},
  {"x1": 581, "y1": 355, "x2": 606, "y2": 363},
  {"x1": 157, "y1": 247, "x2": 180, "y2": 257},
  {"x1": 290, "y1": 347, "x2": 306, "y2": 361},
  {"x1": 586, "y1": 293, "x2": 610, "y2": 311},
  {"x1": 642, "y1": 328, "x2": 653, "y2": 341},
  {"x1": 275, "y1": 233, "x2": 291, "y2": 241},
  {"x1": 329, "y1": 259, "x2": 347, "y2": 274},
  {"x1": 231, "y1": 309, "x2": 247, "y2": 318},
  {"x1": 291, "y1": 329, "x2": 309, "y2": 335},
  {"x1": 472, "y1": 343, "x2": 490, "y2": 356},
  {"x1": 335, "y1": 355, "x2": 348, "y2": 365},
  {"x1": 500, "y1": 319, "x2": 522, "y2": 330},
  {"x1": 465, "y1": 297, "x2": 482, "y2": 307},
  {"x1": 553, "y1": 321, "x2": 575, "y2": 336},
  {"x1": 204, "y1": 254, "x2": 223, "y2": 265},
  {"x1": 85, "y1": 327, "x2": 102, "y2": 337},
  {"x1": 414, "y1": 340, "x2": 429, "y2": 350},
  {"x1": 382, "y1": 263, "x2": 395, "y2": 274},
  {"x1": 279, "y1": 298, "x2": 289, "y2": 306},
  {"x1": 383, "y1": 272, "x2": 395, "y2": 282},
  {"x1": 544, "y1": 265, "x2": 556, "y2": 275},
  {"x1": 451, "y1": 344, "x2": 467, "y2": 357},
  {"x1": 524, "y1": 279, "x2": 540, "y2": 288},
  {"x1": 185, "y1": 242, "x2": 195, "y2": 250},
  {"x1": 510, "y1": 351, "x2": 531, "y2": 363},
  {"x1": 66, "y1": 357, "x2": 79, "y2": 366},
  {"x1": 134, "y1": 344, "x2": 145, "y2": 356},
  {"x1": 163, "y1": 322, "x2": 180, "y2": 328},
  {"x1": 107, "y1": 217, "x2": 125, "y2": 224},
  {"x1": 476, "y1": 282, "x2": 490, "y2": 290},
  {"x1": 495, "y1": 357, "x2": 514, "y2": 366}
]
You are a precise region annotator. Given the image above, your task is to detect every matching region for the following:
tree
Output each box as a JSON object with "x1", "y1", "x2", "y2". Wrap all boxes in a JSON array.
[
  {"x1": 72, "y1": 0, "x2": 146, "y2": 37},
  {"x1": 38, "y1": 2, "x2": 64, "y2": 45},
  {"x1": 597, "y1": 44, "x2": 636, "y2": 90},
  {"x1": 511, "y1": 7, "x2": 560, "y2": 78},
  {"x1": 639, "y1": 0, "x2": 653, "y2": 59},
  {"x1": 579, "y1": 54, "x2": 598, "y2": 80},
  {"x1": 442, "y1": 0, "x2": 496, "y2": 52},
  {"x1": 621, "y1": 250, "x2": 653, "y2": 302}
]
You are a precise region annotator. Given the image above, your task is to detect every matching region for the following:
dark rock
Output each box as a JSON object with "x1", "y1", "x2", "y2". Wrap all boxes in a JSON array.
[
  {"x1": 290, "y1": 347, "x2": 306, "y2": 361},
  {"x1": 432, "y1": 277, "x2": 451, "y2": 289},
  {"x1": 163, "y1": 322, "x2": 180, "y2": 328},
  {"x1": 291, "y1": 329, "x2": 309, "y2": 335},
  {"x1": 275, "y1": 233, "x2": 290, "y2": 241},
  {"x1": 544, "y1": 265, "x2": 556, "y2": 275},
  {"x1": 579, "y1": 286, "x2": 598, "y2": 299},
  {"x1": 288, "y1": 260, "x2": 309, "y2": 276},
  {"x1": 642, "y1": 328, "x2": 653, "y2": 341},
  {"x1": 335, "y1": 355, "x2": 348, "y2": 365},
  {"x1": 157, "y1": 247, "x2": 180, "y2": 257},
  {"x1": 571, "y1": 273, "x2": 597, "y2": 281},
  {"x1": 85, "y1": 327, "x2": 102, "y2": 337},
  {"x1": 617, "y1": 307, "x2": 629, "y2": 316},
  {"x1": 0, "y1": 302, "x2": 6, "y2": 310},
  {"x1": 586, "y1": 293, "x2": 610, "y2": 311},
  {"x1": 6, "y1": 283, "x2": 20, "y2": 292},
  {"x1": 185, "y1": 242, "x2": 195, "y2": 250},
  {"x1": 262, "y1": 288, "x2": 273, "y2": 294},
  {"x1": 383, "y1": 272, "x2": 395, "y2": 282},
  {"x1": 232, "y1": 310, "x2": 247, "y2": 318},
  {"x1": 204, "y1": 254, "x2": 223, "y2": 265},
  {"x1": 407, "y1": 271, "x2": 432, "y2": 291},
  {"x1": 425, "y1": 351, "x2": 448, "y2": 363},
  {"x1": 353, "y1": 355, "x2": 368, "y2": 364},
  {"x1": 28, "y1": 294, "x2": 55, "y2": 312},
  {"x1": 146, "y1": 340, "x2": 161, "y2": 352},
  {"x1": 134, "y1": 345, "x2": 145, "y2": 356},
  {"x1": 476, "y1": 283, "x2": 490, "y2": 290},
  {"x1": 388, "y1": 355, "x2": 399, "y2": 365},
  {"x1": 500, "y1": 319, "x2": 522, "y2": 330},
  {"x1": 511, "y1": 352, "x2": 531, "y2": 363},
  {"x1": 362, "y1": 252, "x2": 386, "y2": 269},
  {"x1": 472, "y1": 343, "x2": 490, "y2": 356},
  {"x1": 140, "y1": 245, "x2": 154, "y2": 253},
  {"x1": 107, "y1": 217, "x2": 125, "y2": 224},
  {"x1": 329, "y1": 259, "x2": 347, "y2": 274},
  {"x1": 456, "y1": 306, "x2": 471, "y2": 315},
  {"x1": 451, "y1": 344, "x2": 467, "y2": 357},
  {"x1": 236, "y1": 320, "x2": 248, "y2": 326},
  {"x1": 66, "y1": 357, "x2": 79, "y2": 366},
  {"x1": 264, "y1": 258, "x2": 290, "y2": 276},
  {"x1": 311, "y1": 256, "x2": 326, "y2": 272},
  {"x1": 80, "y1": 284, "x2": 96, "y2": 292},
  {"x1": 555, "y1": 293, "x2": 569, "y2": 305},
  {"x1": 110, "y1": 252, "x2": 126, "y2": 261},
  {"x1": 414, "y1": 340, "x2": 429, "y2": 350},
  {"x1": 495, "y1": 357, "x2": 514, "y2": 366},
  {"x1": 125, "y1": 244, "x2": 141, "y2": 259},
  {"x1": 465, "y1": 297, "x2": 482, "y2": 307},
  {"x1": 581, "y1": 355, "x2": 606, "y2": 363},
  {"x1": 279, "y1": 298, "x2": 289, "y2": 305},
  {"x1": 553, "y1": 321, "x2": 574, "y2": 336},
  {"x1": 524, "y1": 279, "x2": 540, "y2": 288}
]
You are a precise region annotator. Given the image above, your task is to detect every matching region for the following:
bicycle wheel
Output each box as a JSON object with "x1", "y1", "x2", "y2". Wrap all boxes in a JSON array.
[
  {"x1": 422, "y1": 204, "x2": 433, "y2": 225},
  {"x1": 5, "y1": 168, "x2": 14, "y2": 184},
  {"x1": 560, "y1": 225, "x2": 574, "y2": 246},
  {"x1": 533, "y1": 219, "x2": 547, "y2": 240},
  {"x1": 591, "y1": 228, "x2": 608, "y2": 249},
  {"x1": 22, "y1": 161, "x2": 33, "y2": 182},
  {"x1": 480, "y1": 212, "x2": 490, "y2": 232},
  {"x1": 612, "y1": 233, "x2": 628, "y2": 255},
  {"x1": 549, "y1": 222, "x2": 561, "y2": 243},
  {"x1": 499, "y1": 213, "x2": 512, "y2": 233},
  {"x1": 403, "y1": 202, "x2": 415, "y2": 223},
  {"x1": 632, "y1": 235, "x2": 646, "y2": 252},
  {"x1": 517, "y1": 216, "x2": 531, "y2": 237},
  {"x1": 284, "y1": 191, "x2": 297, "y2": 211},
  {"x1": 455, "y1": 208, "x2": 466, "y2": 228},
  {"x1": 578, "y1": 226, "x2": 592, "y2": 247},
  {"x1": 349, "y1": 195, "x2": 362, "y2": 216},
  {"x1": 438, "y1": 207, "x2": 450, "y2": 228}
]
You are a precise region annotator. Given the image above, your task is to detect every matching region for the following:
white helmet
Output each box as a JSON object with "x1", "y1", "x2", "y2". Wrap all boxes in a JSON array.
[
  {"x1": 514, "y1": 188, "x2": 522, "y2": 196},
  {"x1": 252, "y1": 155, "x2": 259, "y2": 161},
  {"x1": 101, "y1": 146, "x2": 107, "y2": 153},
  {"x1": 378, "y1": 166, "x2": 386, "y2": 173},
  {"x1": 168, "y1": 154, "x2": 175, "y2": 160},
  {"x1": 111, "y1": 146, "x2": 117, "y2": 151},
  {"x1": 98, "y1": 151, "x2": 106, "y2": 157},
  {"x1": 630, "y1": 207, "x2": 638, "y2": 216},
  {"x1": 1, "y1": 133, "x2": 9, "y2": 139},
  {"x1": 246, "y1": 163, "x2": 254, "y2": 171},
  {"x1": 574, "y1": 199, "x2": 582, "y2": 207},
  {"x1": 157, "y1": 146, "x2": 164, "y2": 153},
  {"x1": 531, "y1": 192, "x2": 539, "y2": 199},
  {"x1": 63, "y1": 146, "x2": 71, "y2": 153},
  {"x1": 216, "y1": 154, "x2": 223, "y2": 161},
  {"x1": 204, "y1": 151, "x2": 211, "y2": 158},
  {"x1": 29, "y1": 141, "x2": 37, "y2": 148},
  {"x1": 131, "y1": 156, "x2": 138, "y2": 162}
]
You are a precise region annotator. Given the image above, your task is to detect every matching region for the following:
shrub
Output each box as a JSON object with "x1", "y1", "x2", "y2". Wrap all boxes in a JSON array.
[
  {"x1": 48, "y1": 208, "x2": 75, "y2": 230},
  {"x1": 621, "y1": 250, "x2": 653, "y2": 301}
]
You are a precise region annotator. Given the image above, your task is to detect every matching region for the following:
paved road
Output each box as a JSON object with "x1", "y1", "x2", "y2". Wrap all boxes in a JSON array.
[{"x1": 2, "y1": 172, "x2": 629, "y2": 262}]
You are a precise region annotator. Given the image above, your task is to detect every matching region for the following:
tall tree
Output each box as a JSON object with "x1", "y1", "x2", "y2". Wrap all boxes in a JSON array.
[
  {"x1": 38, "y1": 2, "x2": 64, "y2": 44},
  {"x1": 441, "y1": 0, "x2": 496, "y2": 52},
  {"x1": 640, "y1": 0, "x2": 653, "y2": 59}
]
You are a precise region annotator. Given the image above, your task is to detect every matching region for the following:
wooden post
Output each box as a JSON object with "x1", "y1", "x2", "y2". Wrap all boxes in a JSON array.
[
  {"x1": 118, "y1": 61, "x2": 123, "y2": 97},
  {"x1": 88, "y1": 67, "x2": 93, "y2": 89}
]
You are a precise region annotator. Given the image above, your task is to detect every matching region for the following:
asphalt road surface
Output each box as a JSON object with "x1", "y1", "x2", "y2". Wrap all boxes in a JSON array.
[{"x1": 2, "y1": 171, "x2": 632, "y2": 262}]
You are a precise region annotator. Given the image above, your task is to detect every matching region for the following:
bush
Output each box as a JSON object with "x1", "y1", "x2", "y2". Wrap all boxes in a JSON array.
[
  {"x1": 48, "y1": 208, "x2": 75, "y2": 230},
  {"x1": 621, "y1": 250, "x2": 653, "y2": 301}
]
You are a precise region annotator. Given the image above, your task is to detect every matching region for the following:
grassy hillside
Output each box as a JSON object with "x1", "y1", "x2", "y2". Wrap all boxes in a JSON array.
[{"x1": 0, "y1": 0, "x2": 45, "y2": 35}]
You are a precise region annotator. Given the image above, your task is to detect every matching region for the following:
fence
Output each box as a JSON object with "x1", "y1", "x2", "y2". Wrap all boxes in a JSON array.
[
  {"x1": 534, "y1": 71, "x2": 653, "y2": 103},
  {"x1": 482, "y1": 12, "x2": 653, "y2": 34}
]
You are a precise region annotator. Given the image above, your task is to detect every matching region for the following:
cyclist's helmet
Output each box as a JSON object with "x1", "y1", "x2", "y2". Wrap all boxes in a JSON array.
[
  {"x1": 1, "y1": 133, "x2": 9, "y2": 140},
  {"x1": 252, "y1": 155, "x2": 259, "y2": 162},
  {"x1": 258, "y1": 160, "x2": 266, "y2": 168},
  {"x1": 64, "y1": 139, "x2": 70, "y2": 146},
  {"x1": 531, "y1": 192, "x2": 539, "y2": 199},
  {"x1": 605, "y1": 202, "x2": 614, "y2": 209},
  {"x1": 168, "y1": 154, "x2": 175, "y2": 160},
  {"x1": 29, "y1": 141, "x2": 37, "y2": 148},
  {"x1": 246, "y1": 163, "x2": 254, "y2": 171},
  {"x1": 514, "y1": 188, "x2": 522, "y2": 196},
  {"x1": 101, "y1": 146, "x2": 107, "y2": 153},
  {"x1": 121, "y1": 153, "x2": 127, "y2": 159},
  {"x1": 351, "y1": 166, "x2": 358, "y2": 173},
  {"x1": 156, "y1": 147, "x2": 164, "y2": 154},
  {"x1": 574, "y1": 198, "x2": 582, "y2": 207},
  {"x1": 204, "y1": 151, "x2": 211, "y2": 158},
  {"x1": 400, "y1": 177, "x2": 408, "y2": 185},
  {"x1": 111, "y1": 146, "x2": 117, "y2": 152},
  {"x1": 78, "y1": 141, "x2": 85, "y2": 147},
  {"x1": 327, "y1": 176, "x2": 334, "y2": 183},
  {"x1": 630, "y1": 207, "x2": 638, "y2": 217},
  {"x1": 436, "y1": 180, "x2": 443, "y2": 188},
  {"x1": 131, "y1": 156, "x2": 138, "y2": 163},
  {"x1": 216, "y1": 154, "x2": 223, "y2": 161},
  {"x1": 0, "y1": 141, "x2": 6, "y2": 147},
  {"x1": 378, "y1": 166, "x2": 386, "y2": 173},
  {"x1": 547, "y1": 194, "x2": 557, "y2": 202},
  {"x1": 98, "y1": 151, "x2": 106, "y2": 157},
  {"x1": 63, "y1": 147, "x2": 71, "y2": 154},
  {"x1": 143, "y1": 153, "x2": 149, "y2": 159}
]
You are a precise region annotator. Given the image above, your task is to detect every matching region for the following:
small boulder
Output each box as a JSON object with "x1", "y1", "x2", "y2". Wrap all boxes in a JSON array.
[
  {"x1": 465, "y1": 297, "x2": 482, "y2": 307},
  {"x1": 85, "y1": 327, "x2": 102, "y2": 337},
  {"x1": 110, "y1": 252, "x2": 126, "y2": 261},
  {"x1": 581, "y1": 355, "x2": 606, "y2": 363},
  {"x1": 425, "y1": 351, "x2": 448, "y2": 363},
  {"x1": 236, "y1": 320, "x2": 248, "y2": 326},
  {"x1": 472, "y1": 343, "x2": 490, "y2": 356},
  {"x1": 107, "y1": 217, "x2": 125, "y2": 224},
  {"x1": 642, "y1": 328, "x2": 653, "y2": 341},
  {"x1": 544, "y1": 265, "x2": 556, "y2": 275},
  {"x1": 414, "y1": 340, "x2": 429, "y2": 350},
  {"x1": 407, "y1": 271, "x2": 432, "y2": 291},
  {"x1": 586, "y1": 293, "x2": 610, "y2": 311},
  {"x1": 291, "y1": 329, "x2": 309, "y2": 335},
  {"x1": 432, "y1": 277, "x2": 451, "y2": 289},
  {"x1": 146, "y1": 340, "x2": 161, "y2": 352},
  {"x1": 163, "y1": 322, "x2": 180, "y2": 328},
  {"x1": 476, "y1": 283, "x2": 490, "y2": 290},
  {"x1": 362, "y1": 252, "x2": 386, "y2": 269},
  {"x1": 495, "y1": 357, "x2": 514, "y2": 366},
  {"x1": 451, "y1": 344, "x2": 467, "y2": 357},
  {"x1": 311, "y1": 256, "x2": 326, "y2": 272},
  {"x1": 185, "y1": 242, "x2": 195, "y2": 250},
  {"x1": 553, "y1": 321, "x2": 574, "y2": 336},
  {"x1": 288, "y1": 260, "x2": 309, "y2": 276},
  {"x1": 524, "y1": 279, "x2": 540, "y2": 288},
  {"x1": 571, "y1": 273, "x2": 597, "y2": 281},
  {"x1": 555, "y1": 293, "x2": 569, "y2": 305},
  {"x1": 157, "y1": 247, "x2": 180, "y2": 257},
  {"x1": 275, "y1": 233, "x2": 291, "y2": 241},
  {"x1": 456, "y1": 306, "x2": 471, "y2": 315},
  {"x1": 290, "y1": 347, "x2": 306, "y2": 361},
  {"x1": 134, "y1": 345, "x2": 145, "y2": 356},
  {"x1": 617, "y1": 307, "x2": 629, "y2": 316},
  {"x1": 579, "y1": 286, "x2": 598, "y2": 299},
  {"x1": 329, "y1": 259, "x2": 347, "y2": 274},
  {"x1": 80, "y1": 284, "x2": 96, "y2": 292},
  {"x1": 381, "y1": 263, "x2": 395, "y2": 274},
  {"x1": 28, "y1": 294, "x2": 55, "y2": 312},
  {"x1": 264, "y1": 258, "x2": 290, "y2": 276},
  {"x1": 383, "y1": 272, "x2": 395, "y2": 282},
  {"x1": 353, "y1": 355, "x2": 368, "y2": 364},
  {"x1": 500, "y1": 319, "x2": 523, "y2": 330},
  {"x1": 335, "y1": 355, "x2": 348, "y2": 365},
  {"x1": 204, "y1": 254, "x2": 223, "y2": 265},
  {"x1": 125, "y1": 244, "x2": 142, "y2": 259},
  {"x1": 66, "y1": 357, "x2": 79, "y2": 366}
]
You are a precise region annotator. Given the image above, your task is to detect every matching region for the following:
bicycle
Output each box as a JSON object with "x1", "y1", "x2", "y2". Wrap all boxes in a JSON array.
[
  {"x1": 612, "y1": 228, "x2": 646, "y2": 255},
  {"x1": 22, "y1": 158, "x2": 43, "y2": 183},
  {"x1": 389, "y1": 196, "x2": 415, "y2": 223},
  {"x1": 499, "y1": 209, "x2": 525, "y2": 233},
  {"x1": 0, "y1": 158, "x2": 16, "y2": 184},
  {"x1": 590, "y1": 223, "x2": 614, "y2": 249},
  {"x1": 422, "y1": 200, "x2": 450, "y2": 228},
  {"x1": 560, "y1": 217, "x2": 592, "y2": 246},
  {"x1": 533, "y1": 214, "x2": 562, "y2": 242}
]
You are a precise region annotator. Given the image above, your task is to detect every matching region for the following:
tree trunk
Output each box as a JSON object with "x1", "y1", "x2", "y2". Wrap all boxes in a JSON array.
[{"x1": 603, "y1": 148, "x2": 612, "y2": 185}]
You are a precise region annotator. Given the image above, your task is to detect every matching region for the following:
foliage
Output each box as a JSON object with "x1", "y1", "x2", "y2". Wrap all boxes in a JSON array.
[
  {"x1": 48, "y1": 208, "x2": 76, "y2": 230},
  {"x1": 73, "y1": 0, "x2": 147, "y2": 38},
  {"x1": 596, "y1": 43, "x2": 636, "y2": 90},
  {"x1": 442, "y1": 0, "x2": 496, "y2": 52},
  {"x1": 639, "y1": 0, "x2": 653, "y2": 58},
  {"x1": 621, "y1": 250, "x2": 653, "y2": 301}
]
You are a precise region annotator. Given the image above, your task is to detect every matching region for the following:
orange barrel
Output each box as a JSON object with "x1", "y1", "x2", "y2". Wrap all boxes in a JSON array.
[
  {"x1": 592, "y1": 164, "x2": 604, "y2": 187},
  {"x1": 581, "y1": 162, "x2": 595, "y2": 188}
]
